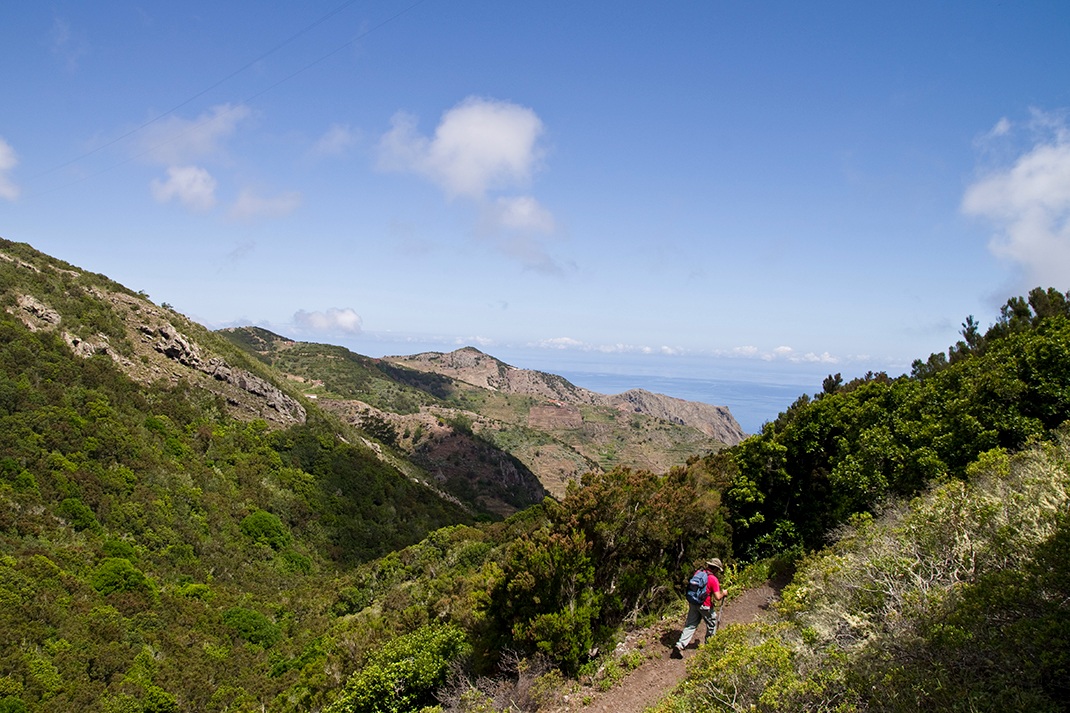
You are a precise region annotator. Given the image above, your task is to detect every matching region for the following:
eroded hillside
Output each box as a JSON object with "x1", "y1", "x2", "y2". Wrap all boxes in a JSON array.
[{"x1": 224, "y1": 334, "x2": 744, "y2": 498}]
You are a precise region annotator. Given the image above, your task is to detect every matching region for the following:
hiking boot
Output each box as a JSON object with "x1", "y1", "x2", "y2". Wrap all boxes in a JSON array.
[{"x1": 670, "y1": 644, "x2": 683, "y2": 659}]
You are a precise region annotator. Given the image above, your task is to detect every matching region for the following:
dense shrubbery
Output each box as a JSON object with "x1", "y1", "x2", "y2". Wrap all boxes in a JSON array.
[
  {"x1": 327, "y1": 624, "x2": 469, "y2": 713},
  {"x1": 0, "y1": 242, "x2": 479, "y2": 712},
  {"x1": 655, "y1": 433, "x2": 1070, "y2": 712},
  {"x1": 483, "y1": 465, "x2": 730, "y2": 673},
  {"x1": 721, "y1": 288, "x2": 1070, "y2": 559}
]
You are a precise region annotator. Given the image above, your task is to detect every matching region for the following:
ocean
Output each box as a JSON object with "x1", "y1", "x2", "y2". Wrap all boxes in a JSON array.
[{"x1": 552, "y1": 369, "x2": 812, "y2": 436}]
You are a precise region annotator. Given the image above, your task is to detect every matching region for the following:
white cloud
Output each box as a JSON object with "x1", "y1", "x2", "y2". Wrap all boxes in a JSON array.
[
  {"x1": 378, "y1": 96, "x2": 560, "y2": 271},
  {"x1": 476, "y1": 195, "x2": 560, "y2": 272},
  {"x1": 713, "y1": 344, "x2": 840, "y2": 364},
  {"x1": 799, "y1": 352, "x2": 839, "y2": 364},
  {"x1": 453, "y1": 335, "x2": 495, "y2": 347},
  {"x1": 150, "y1": 166, "x2": 217, "y2": 211},
  {"x1": 484, "y1": 195, "x2": 556, "y2": 233},
  {"x1": 963, "y1": 111, "x2": 1070, "y2": 289},
  {"x1": 139, "y1": 103, "x2": 251, "y2": 165},
  {"x1": 492, "y1": 234, "x2": 563, "y2": 275},
  {"x1": 50, "y1": 16, "x2": 89, "y2": 71},
  {"x1": 310, "y1": 123, "x2": 359, "y2": 157},
  {"x1": 538, "y1": 337, "x2": 585, "y2": 350},
  {"x1": 378, "y1": 96, "x2": 545, "y2": 199},
  {"x1": 229, "y1": 188, "x2": 302, "y2": 221},
  {"x1": 293, "y1": 308, "x2": 363, "y2": 335},
  {"x1": 530, "y1": 338, "x2": 686, "y2": 356},
  {"x1": 976, "y1": 117, "x2": 1012, "y2": 145},
  {"x1": 0, "y1": 138, "x2": 20, "y2": 201}
]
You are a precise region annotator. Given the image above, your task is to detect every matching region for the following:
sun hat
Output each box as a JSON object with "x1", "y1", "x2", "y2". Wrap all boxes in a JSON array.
[{"x1": 705, "y1": 558, "x2": 723, "y2": 571}]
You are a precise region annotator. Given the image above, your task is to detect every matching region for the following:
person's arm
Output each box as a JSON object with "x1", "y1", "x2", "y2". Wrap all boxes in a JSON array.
[{"x1": 711, "y1": 575, "x2": 725, "y2": 602}]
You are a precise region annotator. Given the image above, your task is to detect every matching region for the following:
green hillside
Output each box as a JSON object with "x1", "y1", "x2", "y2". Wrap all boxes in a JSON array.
[
  {"x1": 0, "y1": 239, "x2": 474, "y2": 711},
  {"x1": 3, "y1": 235, "x2": 1070, "y2": 712},
  {"x1": 218, "y1": 326, "x2": 728, "y2": 507},
  {"x1": 655, "y1": 432, "x2": 1070, "y2": 712}
]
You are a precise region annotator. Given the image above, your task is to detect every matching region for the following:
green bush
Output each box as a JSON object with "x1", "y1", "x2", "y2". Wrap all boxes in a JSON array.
[
  {"x1": 57, "y1": 497, "x2": 101, "y2": 532},
  {"x1": 239, "y1": 510, "x2": 292, "y2": 550},
  {"x1": 142, "y1": 685, "x2": 178, "y2": 713},
  {"x1": 328, "y1": 624, "x2": 470, "y2": 713},
  {"x1": 91, "y1": 558, "x2": 153, "y2": 596},
  {"x1": 0, "y1": 696, "x2": 28, "y2": 713},
  {"x1": 102, "y1": 538, "x2": 136, "y2": 560},
  {"x1": 174, "y1": 582, "x2": 212, "y2": 601},
  {"x1": 222, "y1": 607, "x2": 280, "y2": 648}
]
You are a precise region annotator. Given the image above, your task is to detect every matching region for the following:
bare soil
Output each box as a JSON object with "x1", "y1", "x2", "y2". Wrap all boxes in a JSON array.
[{"x1": 547, "y1": 580, "x2": 786, "y2": 713}]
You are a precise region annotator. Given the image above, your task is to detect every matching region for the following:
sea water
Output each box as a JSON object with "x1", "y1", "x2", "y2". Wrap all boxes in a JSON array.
[{"x1": 551, "y1": 369, "x2": 810, "y2": 436}]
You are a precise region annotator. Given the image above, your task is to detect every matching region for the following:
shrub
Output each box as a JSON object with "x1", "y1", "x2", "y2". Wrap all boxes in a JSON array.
[
  {"x1": 0, "y1": 697, "x2": 28, "y2": 713},
  {"x1": 222, "y1": 607, "x2": 280, "y2": 648},
  {"x1": 57, "y1": 497, "x2": 101, "y2": 532},
  {"x1": 174, "y1": 582, "x2": 212, "y2": 601},
  {"x1": 328, "y1": 623, "x2": 470, "y2": 713},
  {"x1": 102, "y1": 538, "x2": 136, "y2": 560},
  {"x1": 91, "y1": 558, "x2": 153, "y2": 596},
  {"x1": 239, "y1": 510, "x2": 292, "y2": 550}
]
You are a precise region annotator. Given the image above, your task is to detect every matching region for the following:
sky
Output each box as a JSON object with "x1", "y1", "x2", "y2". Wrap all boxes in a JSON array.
[{"x1": 2, "y1": 1, "x2": 1070, "y2": 429}]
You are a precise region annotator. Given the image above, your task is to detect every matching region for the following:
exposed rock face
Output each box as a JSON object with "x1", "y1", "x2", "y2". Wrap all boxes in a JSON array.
[
  {"x1": 388, "y1": 347, "x2": 748, "y2": 446},
  {"x1": 607, "y1": 389, "x2": 747, "y2": 444},
  {"x1": 5, "y1": 247, "x2": 306, "y2": 429},
  {"x1": 390, "y1": 347, "x2": 602, "y2": 405},
  {"x1": 13, "y1": 294, "x2": 61, "y2": 331},
  {"x1": 138, "y1": 322, "x2": 306, "y2": 425}
]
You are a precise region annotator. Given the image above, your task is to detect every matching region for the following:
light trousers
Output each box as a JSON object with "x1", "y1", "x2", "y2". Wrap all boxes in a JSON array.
[{"x1": 676, "y1": 601, "x2": 717, "y2": 648}]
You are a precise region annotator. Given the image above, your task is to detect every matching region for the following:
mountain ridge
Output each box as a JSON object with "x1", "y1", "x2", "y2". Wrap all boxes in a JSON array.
[
  {"x1": 385, "y1": 346, "x2": 747, "y2": 444},
  {"x1": 222, "y1": 331, "x2": 745, "y2": 499}
]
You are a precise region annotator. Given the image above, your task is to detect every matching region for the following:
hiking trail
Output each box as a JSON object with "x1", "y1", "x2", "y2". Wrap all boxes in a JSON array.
[{"x1": 547, "y1": 580, "x2": 785, "y2": 713}]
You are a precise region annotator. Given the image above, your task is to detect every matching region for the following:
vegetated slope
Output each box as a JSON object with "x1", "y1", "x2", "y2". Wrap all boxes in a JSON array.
[
  {"x1": 0, "y1": 238, "x2": 475, "y2": 712},
  {"x1": 8, "y1": 232, "x2": 1069, "y2": 713},
  {"x1": 409, "y1": 289, "x2": 1070, "y2": 712},
  {"x1": 654, "y1": 433, "x2": 1070, "y2": 712},
  {"x1": 386, "y1": 347, "x2": 745, "y2": 493},
  {"x1": 222, "y1": 331, "x2": 742, "y2": 500},
  {"x1": 709, "y1": 288, "x2": 1070, "y2": 560},
  {"x1": 218, "y1": 327, "x2": 550, "y2": 516}
]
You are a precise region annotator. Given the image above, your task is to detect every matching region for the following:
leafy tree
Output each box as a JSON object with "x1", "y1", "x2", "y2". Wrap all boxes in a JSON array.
[
  {"x1": 724, "y1": 295, "x2": 1070, "y2": 559},
  {"x1": 485, "y1": 466, "x2": 728, "y2": 672}
]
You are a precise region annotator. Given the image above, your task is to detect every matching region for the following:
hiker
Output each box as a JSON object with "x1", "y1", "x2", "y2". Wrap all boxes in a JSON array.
[{"x1": 672, "y1": 558, "x2": 724, "y2": 657}]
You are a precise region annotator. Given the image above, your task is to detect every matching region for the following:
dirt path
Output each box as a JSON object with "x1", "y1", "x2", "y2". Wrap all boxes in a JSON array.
[{"x1": 548, "y1": 581, "x2": 784, "y2": 713}]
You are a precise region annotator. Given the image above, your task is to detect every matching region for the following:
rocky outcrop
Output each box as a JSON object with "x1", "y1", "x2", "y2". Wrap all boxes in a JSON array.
[
  {"x1": 8, "y1": 268, "x2": 305, "y2": 428},
  {"x1": 390, "y1": 347, "x2": 601, "y2": 404},
  {"x1": 140, "y1": 323, "x2": 306, "y2": 425},
  {"x1": 12, "y1": 294, "x2": 61, "y2": 331}
]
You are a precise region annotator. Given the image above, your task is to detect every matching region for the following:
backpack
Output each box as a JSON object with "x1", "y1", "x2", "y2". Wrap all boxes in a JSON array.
[{"x1": 685, "y1": 569, "x2": 709, "y2": 605}]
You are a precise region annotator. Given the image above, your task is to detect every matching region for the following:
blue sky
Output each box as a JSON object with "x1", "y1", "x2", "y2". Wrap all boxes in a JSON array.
[{"x1": 2, "y1": 1, "x2": 1070, "y2": 425}]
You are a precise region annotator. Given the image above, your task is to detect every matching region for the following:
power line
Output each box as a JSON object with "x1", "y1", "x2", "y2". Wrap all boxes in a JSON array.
[{"x1": 32, "y1": 0, "x2": 428, "y2": 189}]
